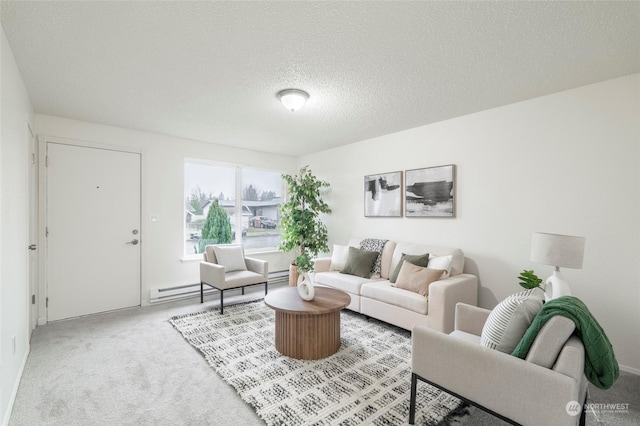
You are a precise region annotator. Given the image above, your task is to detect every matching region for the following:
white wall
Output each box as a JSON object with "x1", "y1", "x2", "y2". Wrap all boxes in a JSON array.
[
  {"x1": 300, "y1": 74, "x2": 640, "y2": 372},
  {"x1": 35, "y1": 115, "x2": 297, "y2": 303},
  {"x1": 0, "y1": 27, "x2": 33, "y2": 424}
]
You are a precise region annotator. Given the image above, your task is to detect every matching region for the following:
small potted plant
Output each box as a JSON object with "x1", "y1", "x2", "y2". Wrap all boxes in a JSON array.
[
  {"x1": 518, "y1": 270, "x2": 543, "y2": 290},
  {"x1": 279, "y1": 166, "x2": 331, "y2": 287}
]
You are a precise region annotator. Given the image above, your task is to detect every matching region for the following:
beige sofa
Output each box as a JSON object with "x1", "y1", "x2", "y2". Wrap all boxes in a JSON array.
[{"x1": 313, "y1": 239, "x2": 478, "y2": 333}]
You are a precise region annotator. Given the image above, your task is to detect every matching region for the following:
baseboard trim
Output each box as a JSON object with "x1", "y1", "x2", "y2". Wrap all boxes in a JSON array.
[
  {"x1": 149, "y1": 272, "x2": 288, "y2": 304},
  {"x1": 619, "y1": 364, "x2": 640, "y2": 376},
  {"x1": 2, "y1": 343, "x2": 29, "y2": 426}
]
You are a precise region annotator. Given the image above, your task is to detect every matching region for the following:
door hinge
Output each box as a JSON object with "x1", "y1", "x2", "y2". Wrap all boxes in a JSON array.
[
  {"x1": 45, "y1": 156, "x2": 48, "y2": 167},
  {"x1": 46, "y1": 297, "x2": 49, "y2": 308},
  {"x1": 32, "y1": 294, "x2": 36, "y2": 305},
  {"x1": 46, "y1": 227, "x2": 49, "y2": 237},
  {"x1": 32, "y1": 153, "x2": 36, "y2": 165}
]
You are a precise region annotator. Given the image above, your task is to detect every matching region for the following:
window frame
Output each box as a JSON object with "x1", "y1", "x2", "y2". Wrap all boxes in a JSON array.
[{"x1": 183, "y1": 158, "x2": 284, "y2": 259}]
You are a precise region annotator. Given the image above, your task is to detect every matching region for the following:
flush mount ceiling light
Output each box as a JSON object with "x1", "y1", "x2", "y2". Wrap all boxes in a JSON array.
[{"x1": 277, "y1": 89, "x2": 309, "y2": 112}]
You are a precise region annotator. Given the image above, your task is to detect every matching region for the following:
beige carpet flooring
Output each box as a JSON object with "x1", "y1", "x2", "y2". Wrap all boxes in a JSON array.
[
  {"x1": 8, "y1": 283, "x2": 640, "y2": 425},
  {"x1": 9, "y1": 286, "x2": 273, "y2": 426}
]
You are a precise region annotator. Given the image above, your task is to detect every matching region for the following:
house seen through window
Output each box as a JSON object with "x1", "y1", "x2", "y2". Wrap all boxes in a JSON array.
[{"x1": 184, "y1": 161, "x2": 283, "y2": 256}]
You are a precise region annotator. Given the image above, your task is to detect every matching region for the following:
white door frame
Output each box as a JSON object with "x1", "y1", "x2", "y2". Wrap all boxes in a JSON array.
[
  {"x1": 37, "y1": 135, "x2": 144, "y2": 324},
  {"x1": 28, "y1": 122, "x2": 38, "y2": 331}
]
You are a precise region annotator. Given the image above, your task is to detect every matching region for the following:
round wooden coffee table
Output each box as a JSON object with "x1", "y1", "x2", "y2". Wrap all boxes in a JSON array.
[{"x1": 264, "y1": 286, "x2": 350, "y2": 360}]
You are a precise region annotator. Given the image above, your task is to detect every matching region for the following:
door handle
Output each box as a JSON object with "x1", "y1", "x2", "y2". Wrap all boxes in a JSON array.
[
  {"x1": 126, "y1": 239, "x2": 139, "y2": 245},
  {"x1": 28, "y1": 244, "x2": 37, "y2": 251}
]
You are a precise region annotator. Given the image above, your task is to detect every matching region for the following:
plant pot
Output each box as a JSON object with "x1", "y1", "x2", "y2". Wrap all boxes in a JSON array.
[{"x1": 288, "y1": 262, "x2": 299, "y2": 287}]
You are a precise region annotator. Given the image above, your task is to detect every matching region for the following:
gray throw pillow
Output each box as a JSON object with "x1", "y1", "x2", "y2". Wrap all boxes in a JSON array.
[
  {"x1": 341, "y1": 247, "x2": 379, "y2": 278},
  {"x1": 390, "y1": 252, "x2": 430, "y2": 283}
]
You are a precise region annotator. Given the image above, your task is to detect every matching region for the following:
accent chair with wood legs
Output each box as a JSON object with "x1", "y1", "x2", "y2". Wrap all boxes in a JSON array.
[{"x1": 200, "y1": 244, "x2": 268, "y2": 314}]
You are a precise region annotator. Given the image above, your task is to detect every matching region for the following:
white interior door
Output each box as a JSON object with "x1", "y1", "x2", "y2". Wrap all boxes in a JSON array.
[{"x1": 46, "y1": 142, "x2": 141, "y2": 321}]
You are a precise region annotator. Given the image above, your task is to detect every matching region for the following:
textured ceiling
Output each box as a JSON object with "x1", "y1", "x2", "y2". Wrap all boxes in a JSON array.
[{"x1": 2, "y1": 1, "x2": 639, "y2": 156}]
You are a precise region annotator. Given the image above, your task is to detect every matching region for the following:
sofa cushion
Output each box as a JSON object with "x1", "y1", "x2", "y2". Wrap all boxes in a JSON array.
[
  {"x1": 393, "y1": 261, "x2": 444, "y2": 298},
  {"x1": 427, "y1": 255, "x2": 453, "y2": 278},
  {"x1": 314, "y1": 271, "x2": 379, "y2": 295},
  {"x1": 329, "y1": 244, "x2": 350, "y2": 271},
  {"x1": 480, "y1": 288, "x2": 544, "y2": 353},
  {"x1": 379, "y1": 241, "x2": 397, "y2": 279},
  {"x1": 342, "y1": 247, "x2": 379, "y2": 278},
  {"x1": 212, "y1": 245, "x2": 247, "y2": 272},
  {"x1": 349, "y1": 238, "x2": 396, "y2": 279},
  {"x1": 360, "y1": 281, "x2": 429, "y2": 315},
  {"x1": 525, "y1": 315, "x2": 576, "y2": 369},
  {"x1": 359, "y1": 238, "x2": 388, "y2": 277},
  {"x1": 390, "y1": 253, "x2": 430, "y2": 283},
  {"x1": 391, "y1": 242, "x2": 465, "y2": 276}
]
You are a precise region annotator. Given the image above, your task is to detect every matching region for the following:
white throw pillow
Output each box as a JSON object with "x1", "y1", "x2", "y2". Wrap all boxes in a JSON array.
[
  {"x1": 212, "y1": 245, "x2": 247, "y2": 272},
  {"x1": 480, "y1": 288, "x2": 544, "y2": 354},
  {"x1": 427, "y1": 255, "x2": 453, "y2": 278},
  {"x1": 329, "y1": 244, "x2": 350, "y2": 271}
]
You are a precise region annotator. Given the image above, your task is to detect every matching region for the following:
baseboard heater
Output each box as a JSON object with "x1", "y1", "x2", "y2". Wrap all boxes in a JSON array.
[{"x1": 149, "y1": 270, "x2": 289, "y2": 304}]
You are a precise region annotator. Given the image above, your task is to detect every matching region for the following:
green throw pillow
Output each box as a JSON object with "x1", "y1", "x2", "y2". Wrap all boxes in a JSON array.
[
  {"x1": 390, "y1": 253, "x2": 430, "y2": 283},
  {"x1": 341, "y1": 247, "x2": 379, "y2": 278}
]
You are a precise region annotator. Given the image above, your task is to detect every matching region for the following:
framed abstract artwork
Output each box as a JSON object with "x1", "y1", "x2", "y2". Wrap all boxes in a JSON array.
[
  {"x1": 405, "y1": 164, "x2": 455, "y2": 217},
  {"x1": 364, "y1": 171, "x2": 402, "y2": 217}
]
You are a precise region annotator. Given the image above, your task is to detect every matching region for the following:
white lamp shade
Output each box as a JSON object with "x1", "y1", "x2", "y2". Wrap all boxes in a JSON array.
[
  {"x1": 530, "y1": 232, "x2": 585, "y2": 269},
  {"x1": 277, "y1": 89, "x2": 309, "y2": 112}
]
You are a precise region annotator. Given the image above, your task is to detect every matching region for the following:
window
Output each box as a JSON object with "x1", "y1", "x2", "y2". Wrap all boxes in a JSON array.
[{"x1": 184, "y1": 161, "x2": 283, "y2": 256}]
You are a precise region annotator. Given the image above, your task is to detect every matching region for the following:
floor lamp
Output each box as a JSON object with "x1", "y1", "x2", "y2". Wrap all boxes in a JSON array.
[{"x1": 530, "y1": 232, "x2": 585, "y2": 301}]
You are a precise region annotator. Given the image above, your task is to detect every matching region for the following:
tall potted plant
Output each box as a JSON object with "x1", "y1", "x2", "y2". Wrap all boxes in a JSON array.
[{"x1": 279, "y1": 166, "x2": 331, "y2": 286}]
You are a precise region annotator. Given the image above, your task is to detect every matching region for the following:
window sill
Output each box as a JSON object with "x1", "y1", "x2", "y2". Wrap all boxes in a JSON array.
[
  {"x1": 181, "y1": 248, "x2": 282, "y2": 263},
  {"x1": 245, "y1": 248, "x2": 282, "y2": 256},
  {"x1": 181, "y1": 255, "x2": 202, "y2": 263}
]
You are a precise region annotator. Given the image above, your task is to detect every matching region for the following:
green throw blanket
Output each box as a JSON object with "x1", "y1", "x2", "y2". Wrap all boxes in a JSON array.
[{"x1": 512, "y1": 296, "x2": 619, "y2": 390}]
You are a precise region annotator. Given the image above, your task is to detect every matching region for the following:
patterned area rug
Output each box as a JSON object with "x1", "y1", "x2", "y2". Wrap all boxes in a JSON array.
[{"x1": 170, "y1": 300, "x2": 468, "y2": 425}]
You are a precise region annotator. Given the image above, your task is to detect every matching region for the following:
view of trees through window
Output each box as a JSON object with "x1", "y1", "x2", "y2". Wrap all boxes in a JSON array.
[{"x1": 185, "y1": 161, "x2": 283, "y2": 255}]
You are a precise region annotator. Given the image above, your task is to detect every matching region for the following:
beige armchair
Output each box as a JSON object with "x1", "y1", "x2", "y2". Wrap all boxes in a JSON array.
[
  {"x1": 410, "y1": 303, "x2": 587, "y2": 426},
  {"x1": 200, "y1": 244, "x2": 268, "y2": 314}
]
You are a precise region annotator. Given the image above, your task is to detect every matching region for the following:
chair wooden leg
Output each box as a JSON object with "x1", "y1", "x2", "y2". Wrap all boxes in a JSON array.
[
  {"x1": 219, "y1": 289, "x2": 224, "y2": 314},
  {"x1": 241, "y1": 287, "x2": 245, "y2": 295},
  {"x1": 409, "y1": 373, "x2": 418, "y2": 424},
  {"x1": 265, "y1": 282, "x2": 268, "y2": 295},
  {"x1": 200, "y1": 282, "x2": 204, "y2": 303}
]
